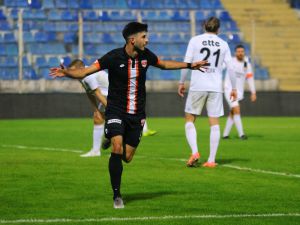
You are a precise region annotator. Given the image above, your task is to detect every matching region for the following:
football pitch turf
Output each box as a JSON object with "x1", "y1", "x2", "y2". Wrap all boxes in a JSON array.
[{"x1": 0, "y1": 117, "x2": 299, "y2": 225}]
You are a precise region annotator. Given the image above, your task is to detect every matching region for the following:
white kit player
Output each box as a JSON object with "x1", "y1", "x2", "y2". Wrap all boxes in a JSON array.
[
  {"x1": 67, "y1": 59, "x2": 110, "y2": 157},
  {"x1": 223, "y1": 44, "x2": 257, "y2": 140},
  {"x1": 178, "y1": 17, "x2": 237, "y2": 168}
]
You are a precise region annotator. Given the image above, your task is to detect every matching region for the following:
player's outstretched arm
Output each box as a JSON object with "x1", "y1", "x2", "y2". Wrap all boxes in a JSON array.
[
  {"x1": 94, "y1": 89, "x2": 107, "y2": 107},
  {"x1": 155, "y1": 60, "x2": 208, "y2": 71},
  {"x1": 49, "y1": 64, "x2": 99, "y2": 79}
]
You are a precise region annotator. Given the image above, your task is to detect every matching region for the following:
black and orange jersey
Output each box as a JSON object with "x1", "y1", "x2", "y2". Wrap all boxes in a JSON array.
[{"x1": 94, "y1": 46, "x2": 159, "y2": 117}]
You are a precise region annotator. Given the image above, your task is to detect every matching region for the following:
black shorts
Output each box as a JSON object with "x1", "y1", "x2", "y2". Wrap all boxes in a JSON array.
[{"x1": 104, "y1": 113, "x2": 145, "y2": 148}]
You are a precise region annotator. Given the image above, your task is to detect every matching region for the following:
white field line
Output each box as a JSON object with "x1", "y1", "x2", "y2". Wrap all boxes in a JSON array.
[
  {"x1": 1, "y1": 145, "x2": 300, "y2": 178},
  {"x1": 0, "y1": 213, "x2": 299, "y2": 224},
  {"x1": 222, "y1": 164, "x2": 300, "y2": 178},
  {"x1": 0, "y1": 144, "x2": 83, "y2": 153}
]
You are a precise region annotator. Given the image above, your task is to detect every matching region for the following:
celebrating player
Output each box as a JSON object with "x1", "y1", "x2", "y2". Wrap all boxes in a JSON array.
[
  {"x1": 50, "y1": 22, "x2": 207, "y2": 208},
  {"x1": 223, "y1": 44, "x2": 257, "y2": 140},
  {"x1": 178, "y1": 17, "x2": 237, "y2": 168}
]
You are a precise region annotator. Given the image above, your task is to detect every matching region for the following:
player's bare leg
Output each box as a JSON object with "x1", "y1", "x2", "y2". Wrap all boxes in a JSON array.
[
  {"x1": 185, "y1": 113, "x2": 200, "y2": 167},
  {"x1": 203, "y1": 117, "x2": 220, "y2": 168}
]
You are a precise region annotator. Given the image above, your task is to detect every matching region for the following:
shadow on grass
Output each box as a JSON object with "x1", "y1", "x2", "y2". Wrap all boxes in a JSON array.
[
  {"x1": 124, "y1": 191, "x2": 174, "y2": 204},
  {"x1": 217, "y1": 158, "x2": 250, "y2": 165}
]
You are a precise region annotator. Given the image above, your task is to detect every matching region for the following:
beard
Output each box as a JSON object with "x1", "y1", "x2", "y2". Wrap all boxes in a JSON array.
[{"x1": 134, "y1": 44, "x2": 145, "y2": 55}]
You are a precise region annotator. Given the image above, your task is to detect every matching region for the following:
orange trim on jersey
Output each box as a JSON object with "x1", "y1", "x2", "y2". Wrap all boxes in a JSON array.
[
  {"x1": 134, "y1": 59, "x2": 139, "y2": 114},
  {"x1": 246, "y1": 73, "x2": 253, "y2": 79},
  {"x1": 93, "y1": 60, "x2": 101, "y2": 70},
  {"x1": 156, "y1": 57, "x2": 161, "y2": 65},
  {"x1": 126, "y1": 59, "x2": 131, "y2": 113}
]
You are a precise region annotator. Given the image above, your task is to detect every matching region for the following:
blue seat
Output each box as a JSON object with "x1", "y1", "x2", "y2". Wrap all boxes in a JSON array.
[
  {"x1": 36, "y1": 57, "x2": 48, "y2": 68},
  {"x1": 0, "y1": 44, "x2": 5, "y2": 55},
  {"x1": 5, "y1": 0, "x2": 28, "y2": 7},
  {"x1": 229, "y1": 33, "x2": 241, "y2": 43},
  {"x1": 22, "y1": 56, "x2": 30, "y2": 67},
  {"x1": 212, "y1": 0, "x2": 223, "y2": 9},
  {"x1": 24, "y1": 32, "x2": 35, "y2": 42},
  {"x1": 29, "y1": 0, "x2": 42, "y2": 9},
  {"x1": 34, "y1": 32, "x2": 49, "y2": 42},
  {"x1": 99, "y1": 11, "x2": 111, "y2": 21},
  {"x1": 127, "y1": 0, "x2": 140, "y2": 8},
  {"x1": 48, "y1": 57, "x2": 60, "y2": 67},
  {"x1": 23, "y1": 68, "x2": 39, "y2": 80},
  {"x1": 83, "y1": 11, "x2": 98, "y2": 21},
  {"x1": 172, "y1": 11, "x2": 190, "y2": 21},
  {"x1": 61, "y1": 56, "x2": 72, "y2": 67},
  {"x1": 195, "y1": 11, "x2": 205, "y2": 21},
  {"x1": 43, "y1": 0, "x2": 55, "y2": 9},
  {"x1": 92, "y1": 0, "x2": 103, "y2": 8},
  {"x1": 0, "y1": 10, "x2": 6, "y2": 20},
  {"x1": 6, "y1": 44, "x2": 18, "y2": 56},
  {"x1": 123, "y1": 11, "x2": 136, "y2": 20},
  {"x1": 39, "y1": 67, "x2": 52, "y2": 80},
  {"x1": 79, "y1": 0, "x2": 93, "y2": 9},
  {"x1": 48, "y1": 10, "x2": 62, "y2": 20},
  {"x1": 61, "y1": 11, "x2": 78, "y2": 21},
  {"x1": 67, "y1": 0, "x2": 79, "y2": 9},
  {"x1": 4, "y1": 33, "x2": 16, "y2": 43},
  {"x1": 4, "y1": 57, "x2": 16, "y2": 67},
  {"x1": 102, "y1": 33, "x2": 114, "y2": 43},
  {"x1": 55, "y1": 0, "x2": 68, "y2": 8},
  {"x1": 0, "y1": 21, "x2": 10, "y2": 30},
  {"x1": 219, "y1": 11, "x2": 232, "y2": 21},
  {"x1": 64, "y1": 32, "x2": 77, "y2": 43}
]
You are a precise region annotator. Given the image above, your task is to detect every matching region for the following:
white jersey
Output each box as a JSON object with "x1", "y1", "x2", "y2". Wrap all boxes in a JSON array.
[
  {"x1": 183, "y1": 33, "x2": 233, "y2": 92},
  {"x1": 224, "y1": 56, "x2": 255, "y2": 100},
  {"x1": 81, "y1": 70, "x2": 109, "y2": 96}
]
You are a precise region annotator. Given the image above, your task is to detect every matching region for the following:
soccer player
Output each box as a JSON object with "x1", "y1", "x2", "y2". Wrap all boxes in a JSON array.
[
  {"x1": 67, "y1": 59, "x2": 110, "y2": 157},
  {"x1": 50, "y1": 22, "x2": 207, "y2": 208},
  {"x1": 178, "y1": 17, "x2": 237, "y2": 168},
  {"x1": 223, "y1": 44, "x2": 257, "y2": 140}
]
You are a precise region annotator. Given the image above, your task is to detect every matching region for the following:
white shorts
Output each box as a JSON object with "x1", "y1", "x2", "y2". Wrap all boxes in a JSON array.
[
  {"x1": 185, "y1": 91, "x2": 224, "y2": 117},
  {"x1": 224, "y1": 90, "x2": 241, "y2": 108}
]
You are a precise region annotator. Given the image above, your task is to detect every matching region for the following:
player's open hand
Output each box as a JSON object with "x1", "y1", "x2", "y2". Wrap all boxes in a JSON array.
[
  {"x1": 178, "y1": 83, "x2": 185, "y2": 98},
  {"x1": 49, "y1": 67, "x2": 66, "y2": 78},
  {"x1": 250, "y1": 93, "x2": 257, "y2": 102},
  {"x1": 191, "y1": 60, "x2": 208, "y2": 72},
  {"x1": 230, "y1": 89, "x2": 237, "y2": 101}
]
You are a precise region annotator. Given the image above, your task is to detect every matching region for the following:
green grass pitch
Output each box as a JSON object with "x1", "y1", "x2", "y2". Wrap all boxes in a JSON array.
[{"x1": 0, "y1": 117, "x2": 299, "y2": 225}]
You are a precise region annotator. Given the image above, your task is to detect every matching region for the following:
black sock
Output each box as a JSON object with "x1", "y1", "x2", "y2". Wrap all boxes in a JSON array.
[{"x1": 109, "y1": 153, "x2": 123, "y2": 200}]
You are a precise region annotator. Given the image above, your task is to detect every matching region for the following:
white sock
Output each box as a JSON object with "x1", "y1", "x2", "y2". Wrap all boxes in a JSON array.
[
  {"x1": 92, "y1": 124, "x2": 104, "y2": 152},
  {"x1": 223, "y1": 116, "x2": 234, "y2": 137},
  {"x1": 143, "y1": 120, "x2": 148, "y2": 133},
  {"x1": 185, "y1": 122, "x2": 198, "y2": 154},
  {"x1": 208, "y1": 125, "x2": 220, "y2": 163},
  {"x1": 233, "y1": 114, "x2": 244, "y2": 137}
]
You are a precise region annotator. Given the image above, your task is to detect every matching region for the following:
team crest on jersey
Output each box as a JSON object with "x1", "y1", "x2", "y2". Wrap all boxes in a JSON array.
[{"x1": 141, "y1": 60, "x2": 147, "y2": 68}]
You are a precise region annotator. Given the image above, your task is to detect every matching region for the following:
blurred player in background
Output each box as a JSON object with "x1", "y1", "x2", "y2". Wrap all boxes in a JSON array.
[
  {"x1": 51, "y1": 22, "x2": 207, "y2": 208},
  {"x1": 178, "y1": 17, "x2": 237, "y2": 168},
  {"x1": 223, "y1": 44, "x2": 257, "y2": 140},
  {"x1": 142, "y1": 120, "x2": 157, "y2": 137},
  {"x1": 67, "y1": 59, "x2": 110, "y2": 157}
]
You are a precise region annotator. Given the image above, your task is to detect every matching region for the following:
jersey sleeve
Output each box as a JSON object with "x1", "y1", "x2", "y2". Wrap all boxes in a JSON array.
[
  {"x1": 146, "y1": 48, "x2": 159, "y2": 66},
  {"x1": 95, "y1": 51, "x2": 112, "y2": 70},
  {"x1": 184, "y1": 38, "x2": 194, "y2": 63}
]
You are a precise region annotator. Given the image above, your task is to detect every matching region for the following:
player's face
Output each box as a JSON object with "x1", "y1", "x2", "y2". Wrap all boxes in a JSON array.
[
  {"x1": 235, "y1": 48, "x2": 245, "y2": 61},
  {"x1": 133, "y1": 31, "x2": 148, "y2": 51}
]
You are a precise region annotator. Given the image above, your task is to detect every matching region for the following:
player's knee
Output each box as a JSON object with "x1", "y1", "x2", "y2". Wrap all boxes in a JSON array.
[{"x1": 112, "y1": 142, "x2": 122, "y2": 154}]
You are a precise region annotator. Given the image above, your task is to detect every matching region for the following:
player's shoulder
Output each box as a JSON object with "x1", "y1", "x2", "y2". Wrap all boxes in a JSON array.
[{"x1": 104, "y1": 47, "x2": 124, "y2": 58}]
